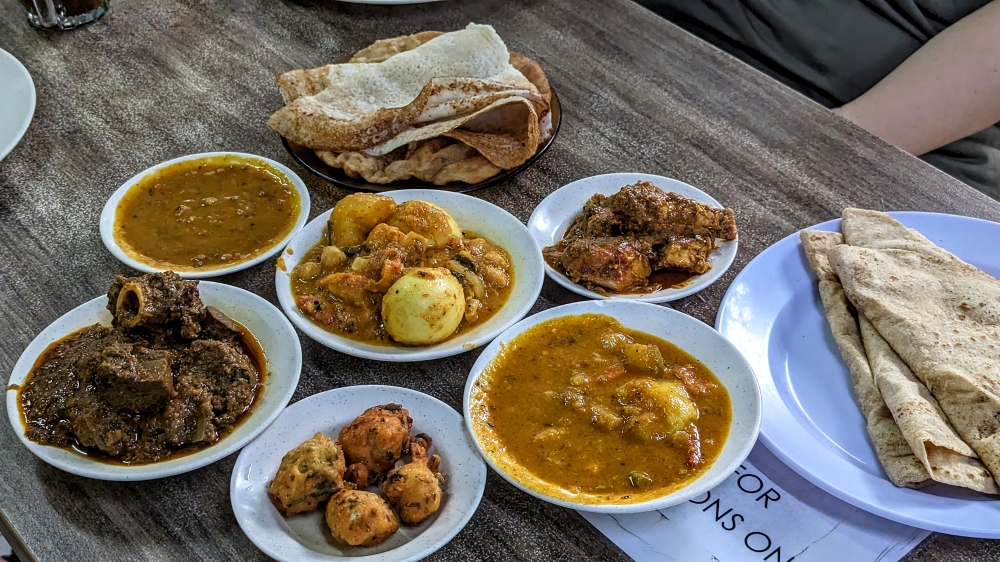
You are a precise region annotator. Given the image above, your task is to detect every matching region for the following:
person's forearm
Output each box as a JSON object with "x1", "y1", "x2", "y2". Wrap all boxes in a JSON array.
[{"x1": 833, "y1": 0, "x2": 1000, "y2": 156}]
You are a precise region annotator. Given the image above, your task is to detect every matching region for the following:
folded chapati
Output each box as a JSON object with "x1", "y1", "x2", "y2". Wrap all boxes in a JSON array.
[
  {"x1": 800, "y1": 230, "x2": 929, "y2": 487},
  {"x1": 829, "y1": 242, "x2": 1000, "y2": 487},
  {"x1": 858, "y1": 313, "x2": 999, "y2": 493},
  {"x1": 841, "y1": 208, "x2": 957, "y2": 262},
  {"x1": 834, "y1": 210, "x2": 999, "y2": 492},
  {"x1": 349, "y1": 31, "x2": 445, "y2": 64},
  {"x1": 316, "y1": 138, "x2": 501, "y2": 186}
]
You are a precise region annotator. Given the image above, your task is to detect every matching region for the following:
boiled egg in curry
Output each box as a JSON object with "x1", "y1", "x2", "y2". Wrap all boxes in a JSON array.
[{"x1": 383, "y1": 268, "x2": 466, "y2": 345}]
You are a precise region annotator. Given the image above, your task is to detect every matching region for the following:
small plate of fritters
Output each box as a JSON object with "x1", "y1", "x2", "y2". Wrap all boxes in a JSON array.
[
  {"x1": 269, "y1": 25, "x2": 560, "y2": 193},
  {"x1": 230, "y1": 385, "x2": 486, "y2": 562},
  {"x1": 528, "y1": 173, "x2": 739, "y2": 303}
]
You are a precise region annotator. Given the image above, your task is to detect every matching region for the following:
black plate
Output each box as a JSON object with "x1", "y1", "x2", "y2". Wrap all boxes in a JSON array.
[{"x1": 281, "y1": 89, "x2": 561, "y2": 193}]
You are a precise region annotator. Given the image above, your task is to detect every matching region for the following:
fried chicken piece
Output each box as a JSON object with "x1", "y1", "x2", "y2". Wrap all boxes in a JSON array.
[
  {"x1": 603, "y1": 181, "x2": 737, "y2": 241},
  {"x1": 339, "y1": 403, "x2": 413, "y2": 486},
  {"x1": 656, "y1": 234, "x2": 717, "y2": 274},
  {"x1": 565, "y1": 199, "x2": 620, "y2": 238},
  {"x1": 325, "y1": 489, "x2": 399, "y2": 547},
  {"x1": 544, "y1": 182, "x2": 738, "y2": 291},
  {"x1": 543, "y1": 237, "x2": 652, "y2": 293},
  {"x1": 268, "y1": 432, "x2": 347, "y2": 516},
  {"x1": 382, "y1": 441, "x2": 445, "y2": 525}
]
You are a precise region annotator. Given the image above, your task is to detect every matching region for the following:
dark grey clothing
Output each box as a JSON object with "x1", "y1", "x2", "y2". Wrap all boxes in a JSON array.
[{"x1": 639, "y1": 0, "x2": 1000, "y2": 199}]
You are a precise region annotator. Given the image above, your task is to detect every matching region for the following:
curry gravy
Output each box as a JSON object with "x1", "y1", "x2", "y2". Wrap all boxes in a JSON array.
[
  {"x1": 470, "y1": 313, "x2": 731, "y2": 504},
  {"x1": 114, "y1": 155, "x2": 300, "y2": 271}
]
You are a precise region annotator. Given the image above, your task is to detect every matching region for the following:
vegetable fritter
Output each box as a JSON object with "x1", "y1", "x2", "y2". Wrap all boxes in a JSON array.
[
  {"x1": 382, "y1": 441, "x2": 445, "y2": 525},
  {"x1": 268, "y1": 432, "x2": 346, "y2": 516},
  {"x1": 325, "y1": 489, "x2": 400, "y2": 547},
  {"x1": 339, "y1": 403, "x2": 413, "y2": 486}
]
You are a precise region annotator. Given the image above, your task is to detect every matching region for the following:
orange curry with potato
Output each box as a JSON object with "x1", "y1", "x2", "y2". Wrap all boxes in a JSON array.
[{"x1": 470, "y1": 313, "x2": 731, "y2": 504}]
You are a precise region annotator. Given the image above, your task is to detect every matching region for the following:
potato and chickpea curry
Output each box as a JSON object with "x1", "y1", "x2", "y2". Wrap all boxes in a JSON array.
[
  {"x1": 470, "y1": 314, "x2": 731, "y2": 504},
  {"x1": 290, "y1": 193, "x2": 514, "y2": 346}
]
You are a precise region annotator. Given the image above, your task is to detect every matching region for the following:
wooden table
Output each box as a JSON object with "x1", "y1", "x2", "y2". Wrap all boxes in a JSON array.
[{"x1": 1, "y1": 0, "x2": 998, "y2": 560}]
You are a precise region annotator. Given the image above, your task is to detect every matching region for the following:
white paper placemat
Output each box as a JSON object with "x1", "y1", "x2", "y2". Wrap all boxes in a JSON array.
[{"x1": 582, "y1": 443, "x2": 929, "y2": 561}]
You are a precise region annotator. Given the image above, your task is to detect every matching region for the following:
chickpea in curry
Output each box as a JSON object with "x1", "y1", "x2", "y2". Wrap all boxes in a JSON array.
[
  {"x1": 470, "y1": 313, "x2": 732, "y2": 504},
  {"x1": 290, "y1": 194, "x2": 514, "y2": 346},
  {"x1": 113, "y1": 154, "x2": 301, "y2": 272}
]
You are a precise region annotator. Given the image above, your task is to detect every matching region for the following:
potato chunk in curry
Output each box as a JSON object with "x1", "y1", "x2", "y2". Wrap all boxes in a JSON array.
[
  {"x1": 328, "y1": 193, "x2": 397, "y2": 247},
  {"x1": 615, "y1": 378, "x2": 698, "y2": 440}
]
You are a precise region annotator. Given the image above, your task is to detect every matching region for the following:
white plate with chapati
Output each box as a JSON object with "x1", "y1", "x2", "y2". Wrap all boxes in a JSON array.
[{"x1": 716, "y1": 211, "x2": 1000, "y2": 538}]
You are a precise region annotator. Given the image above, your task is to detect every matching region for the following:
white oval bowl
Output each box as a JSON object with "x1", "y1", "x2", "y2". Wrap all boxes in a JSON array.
[
  {"x1": 527, "y1": 173, "x2": 738, "y2": 303},
  {"x1": 6, "y1": 281, "x2": 302, "y2": 481},
  {"x1": 275, "y1": 190, "x2": 545, "y2": 362},
  {"x1": 464, "y1": 299, "x2": 761, "y2": 513},
  {"x1": 100, "y1": 152, "x2": 311, "y2": 279},
  {"x1": 231, "y1": 385, "x2": 486, "y2": 562}
]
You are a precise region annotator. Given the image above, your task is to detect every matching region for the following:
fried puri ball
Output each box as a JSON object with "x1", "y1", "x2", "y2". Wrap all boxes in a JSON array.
[
  {"x1": 325, "y1": 489, "x2": 400, "y2": 547},
  {"x1": 339, "y1": 403, "x2": 413, "y2": 486},
  {"x1": 268, "y1": 432, "x2": 346, "y2": 516},
  {"x1": 382, "y1": 441, "x2": 446, "y2": 525}
]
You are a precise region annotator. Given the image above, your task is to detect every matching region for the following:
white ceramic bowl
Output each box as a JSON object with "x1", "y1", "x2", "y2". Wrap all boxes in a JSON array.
[
  {"x1": 275, "y1": 190, "x2": 544, "y2": 362},
  {"x1": 0, "y1": 48, "x2": 35, "y2": 163},
  {"x1": 464, "y1": 299, "x2": 761, "y2": 513},
  {"x1": 231, "y1": 385, "x2": 486, "y2": 562},
  {"x1": 6, "y1": 282, "x2": 302, "y2": 481},
  {"x1": 527, "y1": 173, "x2": 738, "y2": 303},
  {"x1": 100, "y1": 152, "x2": 311, "y2": 279}
]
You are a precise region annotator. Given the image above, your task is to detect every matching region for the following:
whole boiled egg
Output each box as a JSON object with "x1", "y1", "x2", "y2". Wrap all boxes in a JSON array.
[{"x1": 382, "y1": 267, "x2": 466, "y2": 345}]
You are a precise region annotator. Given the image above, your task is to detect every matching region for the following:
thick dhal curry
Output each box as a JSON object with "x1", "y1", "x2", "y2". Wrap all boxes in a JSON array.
[
  {"x1": 470, "y1": 314, "x2": 731, "y2": 504},
  {"x1": 114, "y1": 154, "x2": 301, "y2": 271}
]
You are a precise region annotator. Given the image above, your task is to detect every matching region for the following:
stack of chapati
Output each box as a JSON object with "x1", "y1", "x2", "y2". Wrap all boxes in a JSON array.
[
  {"x1": 267, "y1": 24, "x2": 553, "y2": 185},
  {"x1": 801, "y1": 209, "x2": 1000, "y2": 494}
]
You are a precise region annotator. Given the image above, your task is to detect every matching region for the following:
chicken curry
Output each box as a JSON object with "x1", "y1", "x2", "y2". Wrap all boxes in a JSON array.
[
  {"x1": 469, "y1": 313, "x2": 731, "y2": 504},
  {"x1": 543, "y1": 181, "x2": 737, "y2": 295},
  {"x1": 114, "y1": 154, "x2": 301, "y2": 272}
]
